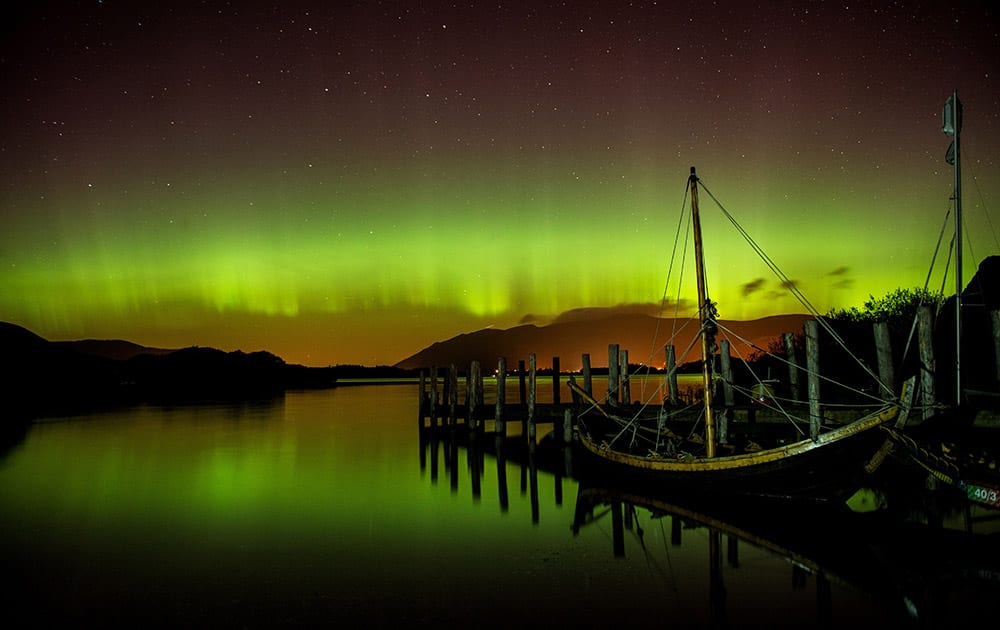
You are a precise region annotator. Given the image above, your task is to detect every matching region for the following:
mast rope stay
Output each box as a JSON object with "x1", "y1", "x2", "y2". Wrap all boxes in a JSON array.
[{"x1": 697, "y1": 178, "x2": 888, "y2": 395}]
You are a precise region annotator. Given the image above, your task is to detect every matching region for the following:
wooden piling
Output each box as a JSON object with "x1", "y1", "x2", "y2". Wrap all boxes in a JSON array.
[
  {"x1": 608, "y1": 344, "x2": 620, "y2": 406},
  {"x1": 552, "y1": 356, "x2": 561, "y2": 405},
  {"x1": 468, "y1": 361, "x2": 481, "y2": 430},
  {"x1": 783, "y1": 332, "x2": 800, "y2": 402},
  {"x1": 418, "y1": 370, "x2": 426, "y2": 424},
  {"x1": 518, "y1": 359, "x2": 527, "y2": 405},
  {"x1": 873, "y1": 321, "x2": 895, "y2": 396},
  {"x1": 582, "y1": 353, "x2": 593, "y2": 395},
  {"x1": 562, "y1": 408, "x2": 573, "y2": 444},
  {"x1": 665, "y1": 344, "x2": 679, "y2": 406},
  {"x1": 429, "y1": 366, "x2": 438, "y2": 424},
  {"x1": 719, "y1": 339, "x2": 733, "y2": 445},
  {"x1": 441, "y1": 365, "x2": 451, "y2": 422},
  {"x1": 527, "y1": 353, "x2": 537, "y2": 444},
  {"x1": 448, "y1": 363, "x2": 458, "y2": 426},
  {"x1": 918, "y1": 306, "x2": 936, "y2": 420},
  {"x1": 620, "y1": 349, "x2": 630, "y2": 405},
  {"x1": 805, "y1": 320, "x2": 821, "y2": 440},
  {"x1": 496, "y1": 357, "x2": 507, "y2": 436},
  {"x1": 474, "y1": 360, "x2": 484, "y2": 428}
]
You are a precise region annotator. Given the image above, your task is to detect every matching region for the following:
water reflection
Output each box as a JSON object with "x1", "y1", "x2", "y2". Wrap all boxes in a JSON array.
[
  {"x1": 422, "y1": 421, "x2": 1000, "y2": 627},
  {"x1": 1, "y1": 386, "x2": 997, "y2": 627}
]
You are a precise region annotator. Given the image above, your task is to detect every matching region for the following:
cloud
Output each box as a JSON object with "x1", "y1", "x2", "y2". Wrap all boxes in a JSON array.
[
  {"x1": 826, "y1": 266, "x2": 853, "y2": 289},
  {"x1": 552, "y1": 302, "x2": 665, "y2": 324},
  {"x1": 742, "y1": 278, "x2": 767, "y2": 297},
  {"x1": 520, "y1": 301, "x2": 693, "y2": 326}
]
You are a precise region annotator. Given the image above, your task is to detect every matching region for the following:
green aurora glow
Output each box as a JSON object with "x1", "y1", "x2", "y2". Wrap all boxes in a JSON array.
[{"x1": 1, "y1": 3, "x2": 997, "y2": 365}]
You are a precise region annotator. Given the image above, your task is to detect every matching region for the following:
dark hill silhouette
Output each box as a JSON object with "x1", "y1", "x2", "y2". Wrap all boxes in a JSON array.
[
  {"x1": 0, "y1": 322, "x2": 336, "y2": 420},
  {"x1": 935, "y1": 255, "x2": 1000, "y2": 405},
  {"x1": 56, "y1": 338, "x2": 175, "y2": 361},
  {"x1": 394, "y1": 313, "x2": 812, "y2": 371}
]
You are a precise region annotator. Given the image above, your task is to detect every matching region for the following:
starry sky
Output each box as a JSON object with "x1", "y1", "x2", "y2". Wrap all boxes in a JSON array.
[{"x1": 2, "y1": 1, "x2": 998, "y2": 366}]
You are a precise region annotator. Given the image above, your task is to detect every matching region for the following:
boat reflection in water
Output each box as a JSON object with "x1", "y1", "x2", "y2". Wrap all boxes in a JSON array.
[
  {"x1": 573, "y1": 479, "x2": 1000, "y2": 628},
  {"x1": 421, "y1": 427, "x2": 1000, "y2": 627}
]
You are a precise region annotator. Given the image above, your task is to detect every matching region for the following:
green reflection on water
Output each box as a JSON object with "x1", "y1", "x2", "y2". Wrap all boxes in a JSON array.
[{"x1": 0, "y1": 384, "x2": 902, "y2": 626}]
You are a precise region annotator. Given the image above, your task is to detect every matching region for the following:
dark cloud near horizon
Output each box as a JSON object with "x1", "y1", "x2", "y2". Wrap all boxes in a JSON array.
[
  {"x1": 826, "y1": 266, "x2": 854, "y2": 289},
  {"x1": 742, "y1": 278, "x2": 766, "y2": 297},
  {"x1": 520, "y1": 301, "x2": 692, "y2": 326}
]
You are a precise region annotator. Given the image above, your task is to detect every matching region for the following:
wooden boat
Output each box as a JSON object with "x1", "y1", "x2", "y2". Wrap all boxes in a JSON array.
[{"x1": 572, "y1": 167, "x2": 913, "y2": 503}]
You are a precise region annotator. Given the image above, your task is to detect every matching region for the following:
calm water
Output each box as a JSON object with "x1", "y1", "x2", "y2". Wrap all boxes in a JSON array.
[{"x1": 0, "y1": 384, "x2": 995, "y2": 626}]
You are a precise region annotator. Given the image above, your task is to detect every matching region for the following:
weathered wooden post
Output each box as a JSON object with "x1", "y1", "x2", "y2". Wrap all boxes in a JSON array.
[
  {"x1": 918, "y1": 306, "x2": 936, "y2": 420},
  {"x1": 418, "y1": 370, "x2": 427, "y2": 425},
  {"x1": 518, "y1": 359, "x2": 527, "y2": 404},
  {"x1": 783, "y1": 332, "x2": 800, "y2": 402},
  {"x1": 805, "y1": 320, "x2": 821, "y2": 440},
  {"x1": 562, "y1": 408, "x2": 574, "y2": 444},
  {"x1": 666, "y1": 345, "x2": 679, "y2": 406},
  {"x1": 873, "y1": 321, "x2": 895, "y2": 396},
  {"x1": 620, "y1": 349, "x2": 630, "y2": 405},
  {"x1": 552, "y1": 356, "x2": 561, "y2": 405},
  {"x1": 992, "y1": 310, "x2": 1000, "y2": 383},
  {"x1": 608, "y1": 343, "x2": 620, "y2": 406},
  {"x1": 448, "y1": 363, "x2": 458, "y2": 426},
  {"x1": 719, "y1": 340, "x2": 733, "y2": 445},
  {"x1": 468, "y1": 360, "x2": 482, "y2": 430},
  {"x1": 496, "y1": 357, "x2": 507, "y2": 436},
  {"x1": 582, "y1": 353, "x2": 593, "y2": 395},
  {"x1": 429, "y1": 365, "x2": 438, "y2": 425},
  {"x1": 441, "y1": 365, "x2": 452, "y2": 422},
  {"x1": 527, "y1": 353, "x2": 537, "y2": 444},
  {"x1": 475, "y1": 360, "x2": 484, "y2": 424}
]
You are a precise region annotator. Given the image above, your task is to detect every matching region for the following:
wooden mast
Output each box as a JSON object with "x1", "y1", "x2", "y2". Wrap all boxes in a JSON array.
[
  {"x1": 943, "y1": 90, "x2": 963, "y2": 405},
  {"x1": 689, "y1": 167, "x2": 717, "y2": 458}
]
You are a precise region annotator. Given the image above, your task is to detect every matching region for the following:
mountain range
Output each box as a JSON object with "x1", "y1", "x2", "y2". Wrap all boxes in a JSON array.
[
  {"x1": 0, "y1": 322, "x2": 337, "y2": 420},
  {"x1": 394, "y1": 313, "x2": 812, "y2": 371}
]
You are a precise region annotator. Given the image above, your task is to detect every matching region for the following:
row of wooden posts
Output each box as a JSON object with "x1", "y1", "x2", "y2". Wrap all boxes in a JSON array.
[{"x1": 418, "y1": 306, "x2": 994, "y2": 442}]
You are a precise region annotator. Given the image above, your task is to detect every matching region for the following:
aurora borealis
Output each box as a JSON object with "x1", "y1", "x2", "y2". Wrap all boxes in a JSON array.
[{"x1": 2, "y1": 2, "x2": 998, "y2": 366}]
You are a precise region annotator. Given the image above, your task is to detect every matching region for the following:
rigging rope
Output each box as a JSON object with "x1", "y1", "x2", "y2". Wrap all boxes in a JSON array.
[
  {"x1": 697, "y1": 178, "x2": 888, "y2": 394},
  {"x1": 901, "y1": 208, "x2": 952, "y2": 367}
]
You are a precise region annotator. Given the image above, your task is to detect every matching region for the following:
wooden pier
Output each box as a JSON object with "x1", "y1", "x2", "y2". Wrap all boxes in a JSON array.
[{"x1": 418, "y1": 312, "x2": 1000, "y2": 448}]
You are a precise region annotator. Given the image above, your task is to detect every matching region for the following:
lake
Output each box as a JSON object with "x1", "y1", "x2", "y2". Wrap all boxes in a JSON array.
[{"x1": 1, "y1": 384, "x2": 997, "y2": 627}]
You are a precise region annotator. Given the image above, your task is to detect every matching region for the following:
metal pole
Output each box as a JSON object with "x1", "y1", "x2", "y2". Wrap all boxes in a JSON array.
[{"x1": 953, "y1": 90, "x2": 963, "y2": 406}]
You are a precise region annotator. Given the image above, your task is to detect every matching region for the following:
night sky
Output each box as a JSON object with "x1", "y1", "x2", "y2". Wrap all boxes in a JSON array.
[{"x1": 2, "y1": 1, "x2": 998, "y2": 366}]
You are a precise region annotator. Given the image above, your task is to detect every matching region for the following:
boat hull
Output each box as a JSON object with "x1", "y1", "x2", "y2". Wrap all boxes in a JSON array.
[{"x1": 575, "y1": 405, "x2": 900, "y2": 503}]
